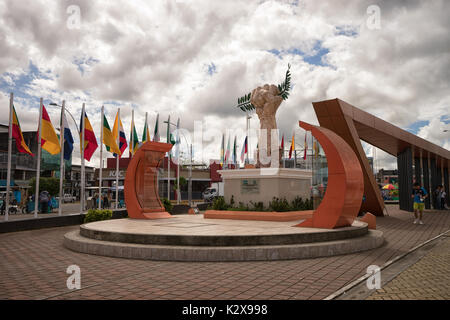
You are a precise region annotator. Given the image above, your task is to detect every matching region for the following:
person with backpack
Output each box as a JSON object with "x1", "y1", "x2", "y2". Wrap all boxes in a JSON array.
[{"x1": 411, "y1": 182, "x2": 428, "y2": 225}]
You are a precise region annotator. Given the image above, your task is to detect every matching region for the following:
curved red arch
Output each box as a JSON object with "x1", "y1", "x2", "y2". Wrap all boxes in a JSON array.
[
  {"x1": 124, "y1": 141, "x2": 173, "y2": 219},
  {"x1": 295, "y1": 121, "x2": 364, "y2": 229}
]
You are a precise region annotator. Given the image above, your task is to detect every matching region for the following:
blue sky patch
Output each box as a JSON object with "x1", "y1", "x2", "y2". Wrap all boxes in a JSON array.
[
  {"x1": 335, "y1": 25, "x2": 359, "y2": 37},
  {"x1": 268, "y1": 41, "x2": 330, "y2": 67},
  {"x1": 407, "y1": 120, "x2": 429, "y2": 134},
  {"x1": 206, "y1": 63, "x2": 217, "y2": 76}
]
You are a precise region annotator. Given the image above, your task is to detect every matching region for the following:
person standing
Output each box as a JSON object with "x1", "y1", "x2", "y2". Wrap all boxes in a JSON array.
[
  {"x1": 0, "y1": 195, "x2": 5, "y2": 215},
  {"x1": 412, "y1": 182, "x2": 428, "y2": 225},
  {"x1": 103, "y1": 193, "x2": 109, "y2": 209},
  {"x1": 440, "y1": 186, "x2": 447, "y2": 210},
  {"x1": 39, "y1": 190, "x2": 49, "y2": 214},
  {"x1": 434, "y1": 186, "x2": 442, "y2": 210}
]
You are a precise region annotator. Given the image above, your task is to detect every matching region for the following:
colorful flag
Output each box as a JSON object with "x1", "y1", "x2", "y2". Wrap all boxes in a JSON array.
[
  {"x1": 153, "y1": 113, "x2": 160, "y2": 142},
  {"x1": 303, "y1": 132, "x2": 307, "y2": 160},
  {"x1": 62, "y1": 111, "x2": 74, "y2": 161},
  {"x1": 289, "y1": 133, "x2": 295, "y2": 159},
  {"x1": 142, "y1": 120, "x2": 150, "y2": 144},
  {"x1": 11, "y1": 105, "x2": 33, "y2": 156},
  {"x1": 280, "y1": 134, "x2": 284, "y2": 159},
  {"x1": 40, "y1": 105, "x2": 61, "y2": 155},
  {"x1": 103, "y1": 115, "x2": 121, "y2": 155},
  {"x1": 220, "y1": 134, "x2": 224, "y2": 166},
  {"x1": 175, "y1": 118, "x2": 180, "y2": 160},
  {"x1": 79, "y1": 111, "x2": 98, "y2": 161},
  {"x1": 225, "y1": 135, "x2": 230, "y2": 165},
  {"x1": 313, "y1": 139, "x2": 320, "y2": 158},
  {"x1": 240, "y1": 136, "x2": 248, "y2": 163},
  {"x1": 232, "y1": 136, "x2": 237, "y2": 166},
  {"x1": 112, "y1": 111, "x2": 127, "y2": 157},
  {"x1": 130, "y1": 120, "x2": 139, "y2": 155}
]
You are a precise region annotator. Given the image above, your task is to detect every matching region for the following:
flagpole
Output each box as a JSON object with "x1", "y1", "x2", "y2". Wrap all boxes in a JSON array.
[
  {"x1": 34, "y1": 98, "x2": 43, "y2": 218},
  {"x1": 99, "y1": 105, "x2": 104, "y2": 210},
  {"x1": 115, "y1": 108, "x2": 120, "y2": 210},
  {"x1": 80, "y1": 103, "x2": 86, "y2": 213},
  {"x1": 311, "y1": 131, "x2": 314, "y2": 183},
  {"x1": 5, "y1": 93, "x2": 13, "y2": 221},
  {"x1": 58, "y1": 100, "x2": 66, "y2": 216},
  {"x1": 167, "y1": 115, "x2": 171, "y2": 201},
  {"x1": 176, "y1": 118, "x2": 180, "y2": 204},
  {"x1": 144, "y1": 112, "x2": 148, "y2": 143},
  {"x1": 246, "y1": 113, "x2": 251, "y2": 164},
  {"x1": 130, "y1": 110, "x2": 133, "y2": 158}
]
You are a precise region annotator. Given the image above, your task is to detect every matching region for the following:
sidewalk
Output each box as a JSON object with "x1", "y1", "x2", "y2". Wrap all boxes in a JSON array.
[
  {"x1": 367, "y1": 235, "x2": 450, "y2": 300},
  {"x1": 0, "y1": 205, "x2": 449, "y2": 300}
]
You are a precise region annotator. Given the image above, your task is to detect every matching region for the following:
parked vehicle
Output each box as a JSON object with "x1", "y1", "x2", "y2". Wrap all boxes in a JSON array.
[
  {"x1": 202, "y1": 182, "x2": 224, "y2": 202},
  {"x1": 56, "y1": 194, "x2": 76, "y2": 203},
  {"x1": 0, "y1": 199, "x2": 18, "y2": 215}
]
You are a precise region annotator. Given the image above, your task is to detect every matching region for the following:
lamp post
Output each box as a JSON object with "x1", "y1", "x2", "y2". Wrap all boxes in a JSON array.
[
  {"x1": 49, "y1": 103, "x2": 80, "y2": 134},
  {"x1": 163, "y1": 119, "x2": 193, "y2": 206},
  {"x1": 49, "y1": 102, "x2": 80, "y2": 214}
]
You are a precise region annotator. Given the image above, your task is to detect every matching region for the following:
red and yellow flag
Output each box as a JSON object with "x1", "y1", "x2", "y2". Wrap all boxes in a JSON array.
[
  {"x1": 80, "y1": 111, "x2": 98, "y2": 161},
  {"x1": 12, "y1": 106, "x2": 33, "y2": 156},
  {"x1": 40, "y1": 105, "x2": 61, "y2": 155},
  {"x1": 289, "y1": 133, "x2": 295, "y2": 159}
]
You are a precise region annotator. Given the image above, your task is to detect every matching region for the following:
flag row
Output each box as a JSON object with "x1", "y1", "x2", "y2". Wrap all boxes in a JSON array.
[{"x1": 9, "y1": 101, "x2": 166, "y2": 161}]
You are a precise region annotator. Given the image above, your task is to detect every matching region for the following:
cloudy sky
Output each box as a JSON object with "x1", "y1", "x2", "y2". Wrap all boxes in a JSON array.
[{"x1": 1, "y1": 0, "x2": 449, "y2": 169}]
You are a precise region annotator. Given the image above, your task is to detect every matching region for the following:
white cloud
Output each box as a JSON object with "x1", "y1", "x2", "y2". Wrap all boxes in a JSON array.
[{"x1": 0, "y1": 0, "x2": 449, "y2": 169}]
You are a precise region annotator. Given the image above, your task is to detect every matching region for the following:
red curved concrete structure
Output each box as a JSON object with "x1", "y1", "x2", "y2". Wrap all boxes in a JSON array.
[
  {"x1": 124, "y1": 141, "x2": 173, "y2": 219},
  {"x1": 295, "y1": 121, "x2": 364, "y2": 229}
]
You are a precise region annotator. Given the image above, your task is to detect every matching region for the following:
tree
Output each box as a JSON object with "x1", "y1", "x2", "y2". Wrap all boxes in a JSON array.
[{"x1": 29, "y1": 177, "x2": 60, "y2": 196}]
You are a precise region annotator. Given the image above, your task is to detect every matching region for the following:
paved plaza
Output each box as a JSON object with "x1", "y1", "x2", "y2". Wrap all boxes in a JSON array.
[
  {"x1": 367, "y1": 235, "x2": 450, "y2": 300},
  {"x1": 0, "y1": 205, "x2": 449, "y2": 300}
]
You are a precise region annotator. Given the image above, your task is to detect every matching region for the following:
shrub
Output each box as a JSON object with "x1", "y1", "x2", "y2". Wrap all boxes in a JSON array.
[
  {"x1": 249, "y1": 201, "x2": 265, "y2": 211},
  {"x1": 84, "y1": 209, "x2": 112, "y2": 223},
  {"x1": 269, "y1": 197, "x2": 291, "y2": 212},
  {"x1": 227, "y1": 201, "x2": 249, "y2": 211},
  {"x1": 211, "y1": 196, "x2": 229, "y2": 210},
  {"x1": 161, "y1": 198, "x2": 173, "y2": 212},
  {"x1": 290, "y1": 196, "x2": 313, "y2": 211}
]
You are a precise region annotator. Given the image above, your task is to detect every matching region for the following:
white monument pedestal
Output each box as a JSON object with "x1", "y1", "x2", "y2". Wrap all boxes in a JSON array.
[{"x1": 218, "y1": 168, "x2": 312, "y2": 207}]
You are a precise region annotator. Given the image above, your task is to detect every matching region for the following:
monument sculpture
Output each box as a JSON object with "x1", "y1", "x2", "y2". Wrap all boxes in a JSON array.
[
  {"x1": 234, "y1": 65, "x2": 291, "y2": 167},
  {"x1": 124, "y1": 141, "x2": 173, "y2": 219}
]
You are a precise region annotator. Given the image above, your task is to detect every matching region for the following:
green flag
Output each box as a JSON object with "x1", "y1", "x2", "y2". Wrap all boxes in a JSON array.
[
  {"x1": 130, "y1": 121, "x2": 139, "y2": 155},
  {"x1": 220, "y1": 134, "x2": 224, "y2": 166},
  {"x1": 153, "y1": 113, "x2": 160, "y2": 142}
]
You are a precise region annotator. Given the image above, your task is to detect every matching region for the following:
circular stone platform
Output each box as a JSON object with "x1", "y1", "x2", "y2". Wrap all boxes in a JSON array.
[{"x1": 64, "y1": 215, "x2": 384, "y2": 262}]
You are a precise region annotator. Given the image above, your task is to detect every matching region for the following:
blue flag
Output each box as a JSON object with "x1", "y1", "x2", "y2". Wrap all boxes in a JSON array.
[{"x1": 63, "y1": 113, "x2": 74, "y2": 160}]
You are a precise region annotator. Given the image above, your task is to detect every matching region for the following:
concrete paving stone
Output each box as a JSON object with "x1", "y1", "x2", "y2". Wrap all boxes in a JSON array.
[{"x1": 1, "y1": 205, "x2": 449, "y2": 300}]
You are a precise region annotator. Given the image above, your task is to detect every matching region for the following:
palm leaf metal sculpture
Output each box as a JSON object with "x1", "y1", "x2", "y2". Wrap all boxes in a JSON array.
[{"x1": 235, "y1": 64, "x2": 291, "y2": 112}]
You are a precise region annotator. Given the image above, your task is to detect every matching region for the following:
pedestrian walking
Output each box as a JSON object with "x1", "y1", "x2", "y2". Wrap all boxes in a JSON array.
[{"x1": 412, "y1": 182, "x2": 428, "y2": 225}]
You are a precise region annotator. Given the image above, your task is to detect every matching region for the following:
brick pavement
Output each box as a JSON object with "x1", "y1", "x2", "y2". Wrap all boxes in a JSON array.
[
  {"x1": 0, "y1": 205, "x2": 449, "y2": 300},
  {"x1": 367, "y1": 236, "x2": 450, "y2": 300}
]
